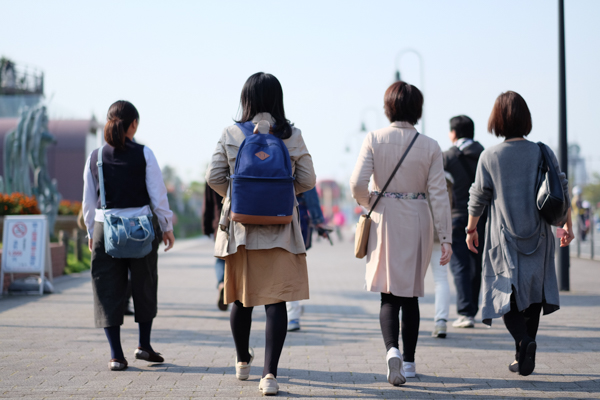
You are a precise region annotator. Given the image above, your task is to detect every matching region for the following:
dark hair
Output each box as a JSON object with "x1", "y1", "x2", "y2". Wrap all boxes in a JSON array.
[
  {"x1": 384, "y1": 81, "x2": 423, "y2": 125},
  {"x1": 236, "y1": 72, "x2": 292, "y2": 139},
  {"x1": 487, "y1": 91, "x2": 532, "y2": 138},
  {"x1": 104, "y1": 100, "x2": 139, "y2": 150},
  {"x1": 450, "y1": 115, "x2": 475, "y2": 139}
]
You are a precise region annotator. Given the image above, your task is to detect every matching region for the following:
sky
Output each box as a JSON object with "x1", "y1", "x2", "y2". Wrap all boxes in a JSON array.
[{"x1": 3, "y1": 0, "x2": 600, "y2": 184}]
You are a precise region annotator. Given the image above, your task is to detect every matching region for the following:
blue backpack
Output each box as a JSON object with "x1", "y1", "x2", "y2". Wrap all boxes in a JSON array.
[{"x1": 230, "y1": 121, "x2": 295, "y2": 224}]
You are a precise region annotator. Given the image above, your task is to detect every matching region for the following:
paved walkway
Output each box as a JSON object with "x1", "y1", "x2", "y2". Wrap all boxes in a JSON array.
[{"x1": 1, "y1": 236, "x2": 599, "y2": 399}]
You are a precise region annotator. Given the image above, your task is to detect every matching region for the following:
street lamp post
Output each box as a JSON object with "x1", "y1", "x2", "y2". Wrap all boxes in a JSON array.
[
  {"x1": 558, "y1": 0, "x2": 570, "y2": 291},
  {"x1": 395, "y1": 49, "x2": 425, "y2": 135},
  {"x1": 360, "y1": 106, "x2": 381, "y2": 132}
]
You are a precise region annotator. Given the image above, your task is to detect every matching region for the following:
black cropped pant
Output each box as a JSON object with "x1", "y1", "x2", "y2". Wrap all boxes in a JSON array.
[
  {"x1": 379, "y1": 293, "x2": 420, "y2": 362},
  {"x1": 502, "y1": 292, "x2": 542, "y2": 360}
]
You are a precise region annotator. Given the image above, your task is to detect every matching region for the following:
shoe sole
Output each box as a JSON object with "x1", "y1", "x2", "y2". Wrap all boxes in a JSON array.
[
  {"x1": 452, "y1": 323, "x2": 474, "y2": 328},
  {"x1": 519, "y1": 342, "x2": 536, "y2": 376},
  {"x1": 236, "y1": 366, "x2": 251, "y2": 380},
  {"x1": 387, "y1": 357, "x2": 406, "y2": 386},
  {"x1": 287, "y1": 326, "x2": 300, "y2": 332},
  {"x1": 260, "y1": 387, "x2": 278, "y2": 396},
  {"x1": 432, "y1": 332, "x2": 447, "y2": 338}
]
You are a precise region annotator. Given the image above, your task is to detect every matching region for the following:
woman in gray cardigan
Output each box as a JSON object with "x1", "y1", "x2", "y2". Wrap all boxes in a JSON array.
[{"x1": 465, "y1": 91, "x2": 574, "y2": 376}]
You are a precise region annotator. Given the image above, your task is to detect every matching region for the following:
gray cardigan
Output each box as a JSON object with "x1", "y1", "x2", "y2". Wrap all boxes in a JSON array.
[{"x1": 468, "y1": 140, "x2": 569, "y2": 325}]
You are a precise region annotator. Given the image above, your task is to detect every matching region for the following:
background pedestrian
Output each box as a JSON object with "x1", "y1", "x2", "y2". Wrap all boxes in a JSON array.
[
  {"x1": 288, "y1": 186, "x2": 327, "y2": 332},
  {"x1": 443, "y1": 115, "x2": 486, "y2": 329},
  {"x1": 202, "y1": 183, "x2": 228, "y2": 311}
]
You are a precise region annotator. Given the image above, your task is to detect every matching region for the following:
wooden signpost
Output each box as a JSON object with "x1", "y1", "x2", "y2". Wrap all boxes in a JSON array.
[{"x1": 1, "y1": 215, "x2": 53, "y2": 296}]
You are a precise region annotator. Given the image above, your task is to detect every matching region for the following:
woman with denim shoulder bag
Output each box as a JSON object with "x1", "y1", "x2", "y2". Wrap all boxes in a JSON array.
[{"x1": 82, "y1": 100, "x2": 175, "y2": 371}]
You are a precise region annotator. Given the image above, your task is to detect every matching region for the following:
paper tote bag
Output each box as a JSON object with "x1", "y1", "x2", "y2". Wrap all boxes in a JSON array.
[{"x1": 354, "y1": 133, "x2": 419, "y2": 259}]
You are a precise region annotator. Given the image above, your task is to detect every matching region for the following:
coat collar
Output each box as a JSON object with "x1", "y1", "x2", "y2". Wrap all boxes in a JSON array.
[{"x1": 390, "y1": 121, "x2": 415, "y2": 129}]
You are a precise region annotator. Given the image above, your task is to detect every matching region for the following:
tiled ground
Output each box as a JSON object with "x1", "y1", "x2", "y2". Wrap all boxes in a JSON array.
[{"x1": 0, "y1": 236, "x2": 598, "y2": 399}]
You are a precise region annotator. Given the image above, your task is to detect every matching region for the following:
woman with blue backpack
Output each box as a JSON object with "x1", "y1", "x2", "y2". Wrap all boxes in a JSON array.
[
  {"x1": 206, "y1": 72, "x2": 316, "y2": 395},
  {"x1": 82, "y1": 100, "x2": 175, "y2": 371}
]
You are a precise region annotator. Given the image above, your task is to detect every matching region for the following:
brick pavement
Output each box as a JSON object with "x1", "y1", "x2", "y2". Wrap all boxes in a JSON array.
[{"x1": 0, "y1": 236, "x2": 599, "y2": 399}]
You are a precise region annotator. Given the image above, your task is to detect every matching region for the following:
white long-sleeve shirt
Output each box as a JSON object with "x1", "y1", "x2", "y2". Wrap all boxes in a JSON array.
[{"x1": 82, "y1": 146, "x2": 174, "y2": 237}]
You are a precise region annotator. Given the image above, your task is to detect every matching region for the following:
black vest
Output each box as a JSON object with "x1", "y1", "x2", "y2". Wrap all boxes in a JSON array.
[{"x1": 90, "y1": 138, "x2": 151, "y2": 209}]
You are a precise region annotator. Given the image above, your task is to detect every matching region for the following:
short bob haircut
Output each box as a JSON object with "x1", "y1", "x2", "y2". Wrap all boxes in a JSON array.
[
  {"x1": 384, "y1": 81, "x2": 423, "y2": 125},
  {"x1": 487, "y1": 91, "x2": 532, "y2": 138},
  {"x1": 450, "y1": 115, "x2": 474, "y2": 140},
  {"x1": 236, "y1": 72, "x2": 292, "y2": 140}
]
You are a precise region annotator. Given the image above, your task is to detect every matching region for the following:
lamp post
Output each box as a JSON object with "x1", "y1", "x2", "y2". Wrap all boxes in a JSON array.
[
  {"x1": 557, "y1": 0, "x2": 570, "y2": 291},
  {"x1": 395, "y1": 49, "x2": 425, "y2": 135}
]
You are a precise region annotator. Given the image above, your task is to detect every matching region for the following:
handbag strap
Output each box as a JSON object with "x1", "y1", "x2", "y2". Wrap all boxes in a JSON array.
[
  {"x1": 367, "y1": 132, "x2": 420, "y2": 218},
  {"x1": 96, "y1": 145, "x2": 107, "y2": 210}
]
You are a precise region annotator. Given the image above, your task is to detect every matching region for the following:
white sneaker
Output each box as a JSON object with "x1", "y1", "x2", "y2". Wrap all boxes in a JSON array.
[
  {"x1": 258, "y1": 373, "x2": 279, "y2": 396},
  {"x1": 386, "y1": 348, "x2": 406, "y2": 386},
  {"x1": 287, "y1": 319, "x2": 300, "y2": 332},
  {"x1": 432, "y1": 320, "x2": 447, "y2": 338},
  {"x1": 235, "y1": 347, "x2": 254, "y2": 380},
  {"x1": 403, "y1": 361, "x2": 416, "y2": 378},
  {"x1": 452, "y1": 316, "x2": 475, "y2": 328}
]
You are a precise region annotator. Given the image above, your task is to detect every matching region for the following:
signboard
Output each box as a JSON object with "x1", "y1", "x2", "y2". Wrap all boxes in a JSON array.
[{"x1": 1, "y1": 215, "x2": 52, "y2": 295}]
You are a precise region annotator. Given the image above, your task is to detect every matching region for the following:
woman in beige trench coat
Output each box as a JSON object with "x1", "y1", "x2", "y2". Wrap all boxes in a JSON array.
[
  {"x1": 206, "y1": 72, "x2": 316, "y2": 395},
  {"x1": 350, "y1": 81, "x2": 452, "y2": 386}
]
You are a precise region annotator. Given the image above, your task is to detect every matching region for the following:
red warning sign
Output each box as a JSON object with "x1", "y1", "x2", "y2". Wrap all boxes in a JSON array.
[{"x1": 12, "y1": 222, "x2": 27, "y2": 238}]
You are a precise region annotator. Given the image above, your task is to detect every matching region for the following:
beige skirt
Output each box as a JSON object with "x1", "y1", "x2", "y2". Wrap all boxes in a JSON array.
[{"x1": 223, "y1": 246, "x2": 309, "y2": 307}]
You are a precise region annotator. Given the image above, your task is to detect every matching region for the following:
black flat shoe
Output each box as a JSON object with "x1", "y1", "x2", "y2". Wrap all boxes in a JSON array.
[
  {"x1": 518, "y1": 339, "x2": 536, "y2": 376},
  {"x1": 508, "y1": 360, "x2": 519, "y2": 373},
  {"x1": 109, "y1": 358, "x2": 128, "y2": 371},
  {"x1": 134, "y1": 347, "x2": 164, "y2": 363}
]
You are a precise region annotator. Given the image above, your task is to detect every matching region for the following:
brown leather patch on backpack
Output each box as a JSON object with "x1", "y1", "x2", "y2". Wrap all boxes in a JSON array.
[{"x1": 255, "y1": 151, "x2": 270, "y2": 160}]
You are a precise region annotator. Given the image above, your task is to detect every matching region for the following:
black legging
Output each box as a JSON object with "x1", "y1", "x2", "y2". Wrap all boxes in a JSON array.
[
  {"x1": 379, "y1": 293, "x2": 420, "y2": 362},
  {"x1": 230, "y1": 300, "x2": 287, "y2": 378},
  {"x1": 502, "y1": 292, "x2": 542, "y2": 360}
]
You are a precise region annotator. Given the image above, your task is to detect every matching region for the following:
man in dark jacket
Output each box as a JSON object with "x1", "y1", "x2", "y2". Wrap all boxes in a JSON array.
[{"x1": 443, "y1": 115, "x2": 486, "y2": 329}]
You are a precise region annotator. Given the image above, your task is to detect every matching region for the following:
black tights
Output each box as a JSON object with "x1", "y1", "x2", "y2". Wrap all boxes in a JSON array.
[
  {"x1": 230, "y1": 300, "x2": 287, "y2": 378},
  {"x1": 502, "y1": 292, "x2": 542, "y2": 360},
  {"x1": 379, "y1": 293, "x2": 420, "y2": 362}
]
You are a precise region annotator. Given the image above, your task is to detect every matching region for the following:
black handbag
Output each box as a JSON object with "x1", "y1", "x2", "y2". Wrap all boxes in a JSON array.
[{"x1": 536, "y1": 142, "x2": 568, "y2": 226}]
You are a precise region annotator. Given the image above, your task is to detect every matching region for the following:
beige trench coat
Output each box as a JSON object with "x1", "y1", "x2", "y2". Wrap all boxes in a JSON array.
[
  {"x1": 349, "y1": 121, "x2": 452, "y2": 297},
  {"x1": 205, "y1": 113, "x2": 316, "y2": 257}
]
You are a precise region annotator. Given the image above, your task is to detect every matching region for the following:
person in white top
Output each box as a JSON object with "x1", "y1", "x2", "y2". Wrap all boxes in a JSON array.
[{"x1": 82, "y1": 100, "x2": 174, "y2": 371}]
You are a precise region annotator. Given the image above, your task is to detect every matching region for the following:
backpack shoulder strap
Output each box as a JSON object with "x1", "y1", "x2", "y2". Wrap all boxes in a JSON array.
[
  {"x1": 235, "y1": 122, "x2": 255, "y2": 138},
  {"x1": 96, "y1": 145, "x2": 107, "y2": 210}
]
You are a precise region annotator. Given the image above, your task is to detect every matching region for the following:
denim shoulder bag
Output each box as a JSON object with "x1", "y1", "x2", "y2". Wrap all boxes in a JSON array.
[{"x1": 97, "y1": 145, "x2": 155, "y2": 258}]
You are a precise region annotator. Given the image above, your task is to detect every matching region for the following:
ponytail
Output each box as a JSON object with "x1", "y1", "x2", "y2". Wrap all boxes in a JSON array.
[
  {"x1": 104, "y1": 100, "x2": 139, "y2": 150},
  {"x1": 104, "y1": 118, "x2": 126, "y2": 150}
]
